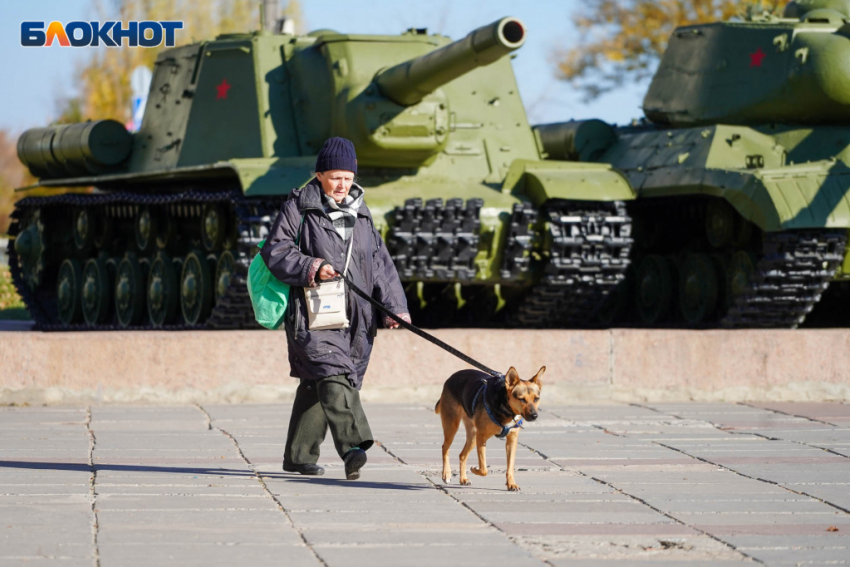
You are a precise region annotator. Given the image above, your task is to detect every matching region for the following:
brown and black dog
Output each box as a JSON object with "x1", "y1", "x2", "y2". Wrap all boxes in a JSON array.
[{"x1": 435, "y1": 366, "x2": 544, "y2": 491}]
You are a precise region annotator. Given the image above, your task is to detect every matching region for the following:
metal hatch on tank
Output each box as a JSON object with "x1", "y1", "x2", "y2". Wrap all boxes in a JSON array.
[
  {"x1": 535, "y1": 0, "x2": 850, "y2": 329},
  {"x1": 8, "y1": 8, "x2": 635, "y2": 331}
]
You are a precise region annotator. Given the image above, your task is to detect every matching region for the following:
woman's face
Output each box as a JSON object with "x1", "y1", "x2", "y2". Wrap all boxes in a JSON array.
[{"x1": 316, "y1": 170, "x2": 355, "y2": 203}]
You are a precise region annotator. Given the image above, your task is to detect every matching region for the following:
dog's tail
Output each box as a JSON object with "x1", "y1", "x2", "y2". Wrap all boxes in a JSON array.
[{"x1": 434, "y1": 398, "x2": 441, "y2": 414}]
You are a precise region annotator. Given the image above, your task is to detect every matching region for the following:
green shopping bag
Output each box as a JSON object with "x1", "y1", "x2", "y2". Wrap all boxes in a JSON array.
[{"x1": 247, "y1": 216, "x2": 303, "y2": 330}]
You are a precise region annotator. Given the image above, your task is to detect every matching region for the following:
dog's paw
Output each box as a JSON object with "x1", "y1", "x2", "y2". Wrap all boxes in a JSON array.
[
  {"x1": 460, "y1": 478, "x2": 471, "y2": 486},
  {"x1": 506, "y1": 482, "x2": 520, "y2": 491},
  {"x1": 470, "y1": 466, "x2": 487, "y2": 477}
]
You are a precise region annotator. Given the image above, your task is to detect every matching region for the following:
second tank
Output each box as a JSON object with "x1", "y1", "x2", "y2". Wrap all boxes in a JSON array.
[{"x1": 536, "y1": 0, "x2": 850, "y2": 328}]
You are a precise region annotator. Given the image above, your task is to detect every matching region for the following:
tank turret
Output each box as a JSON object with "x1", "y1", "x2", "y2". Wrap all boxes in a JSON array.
[{"x1": 643, "y1": 0, "x2": 850, "y2": 125}]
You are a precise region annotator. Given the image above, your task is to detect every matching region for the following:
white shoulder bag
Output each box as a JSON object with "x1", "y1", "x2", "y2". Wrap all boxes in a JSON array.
[{"x1": 304, "y1": 233, "x2": 355, "y2": 331}]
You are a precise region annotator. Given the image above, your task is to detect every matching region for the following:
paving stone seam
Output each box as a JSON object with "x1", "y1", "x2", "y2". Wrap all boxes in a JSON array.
[
  {"x1": 739, "y1": 402, "x2": 847, "y2": 429},
  {"x1": 85, "y1": 407, "x2": 100, "y2": 567},
  {"x1": 373, "y1": 440, "x2": 554, "y2": 566},
  {"x1": 638, "y1": 402, "x2": 850, "y2": 460},
  {"x1": 737, "y1": 403, "x2": 850, "y2": 459},
  {"x1": 729, "y1": 428, "x2": 850, "y2": 460},
  {"x1": 515, "y1": 435, "x2": 765, "y2": 565},
  {"x1": 542, "y1": 408, "x2": 622, "y2": 435},
  {"x1": 633, "y1": 403, "x2": 850, "y2": 515},
  {"x1": 654, "y1": 440, "x2": 850, "y2": 517},
  {"x1": 194, "y1": 404, "x2": 329, "y2": 567},
  {"x1": 93, "y1": 493, "x2": 268, "y2": 498},
  {"x1": 2, "y1": 555, "x2": 85, "y2": 560}
]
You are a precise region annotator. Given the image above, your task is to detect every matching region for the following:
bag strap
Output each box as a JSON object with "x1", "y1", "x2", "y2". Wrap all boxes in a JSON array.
[{"x1": 341, "y1": 231, "x2": 355, "y2": 278}]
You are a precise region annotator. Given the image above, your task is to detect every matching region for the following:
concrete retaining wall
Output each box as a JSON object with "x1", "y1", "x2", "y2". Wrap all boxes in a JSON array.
[{"x1": 1, "y1": 328, "x2": 848, "y2": 405}]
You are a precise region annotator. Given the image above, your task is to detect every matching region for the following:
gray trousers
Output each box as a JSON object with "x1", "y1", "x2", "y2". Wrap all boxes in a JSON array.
[{"x1": 283, "y1": 375, "x2": 374, "y2": 466}]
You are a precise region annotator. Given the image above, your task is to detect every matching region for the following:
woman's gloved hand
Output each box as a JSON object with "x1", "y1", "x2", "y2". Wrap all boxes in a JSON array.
[
  {"x1": 318, "y1": 262, "x2": 339, "y2": 281},
  {"x1": 384, "y1": 313, "x2": 411, "y2": 330}
]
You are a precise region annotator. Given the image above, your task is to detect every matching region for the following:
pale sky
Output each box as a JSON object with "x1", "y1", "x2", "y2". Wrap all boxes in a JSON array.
[{"x1": 0, "y1": 0, "x2": 651, "y2": 134}]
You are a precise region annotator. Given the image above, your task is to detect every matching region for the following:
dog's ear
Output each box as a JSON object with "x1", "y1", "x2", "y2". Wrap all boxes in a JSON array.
[
  {"x1": 530, "y1": 366, "x2": 545, "y2": 386},
  {"x1": 505, "y1": 367, "x2": 520, "y2": 388}
]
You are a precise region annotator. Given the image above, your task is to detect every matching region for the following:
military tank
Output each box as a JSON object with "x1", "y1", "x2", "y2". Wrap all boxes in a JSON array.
[
  {"x1": 8, "y1": 16, "x2": 635, "y2": 330},
  {"x1": 536, "y1": 0, "x2": 850, "y2": 328}
]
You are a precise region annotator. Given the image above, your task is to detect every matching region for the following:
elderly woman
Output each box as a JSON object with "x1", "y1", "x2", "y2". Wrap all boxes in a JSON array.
[{"x1": 261, "y1": 137, "x2": 410, "y2": 480}]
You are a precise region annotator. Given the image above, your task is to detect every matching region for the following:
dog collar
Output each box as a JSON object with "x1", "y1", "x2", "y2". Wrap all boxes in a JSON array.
[
  {"x1": 494, "y1": 417, "x2": 524, "y2": 439},
  {"x1": 472, "y1": 380, "x2": 524, "y2": 439}
]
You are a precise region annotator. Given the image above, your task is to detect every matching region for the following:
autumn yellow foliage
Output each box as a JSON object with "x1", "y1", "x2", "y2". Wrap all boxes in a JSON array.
[
  {"x1": 555, "y1": 0, "x2": 782, "y2": 100},
  {"x1": 0, "y1": 265, "x2": 25, "y2": 312},
  {"x1": 0, "y1": 129, "x2": 36, "y2": 235}
]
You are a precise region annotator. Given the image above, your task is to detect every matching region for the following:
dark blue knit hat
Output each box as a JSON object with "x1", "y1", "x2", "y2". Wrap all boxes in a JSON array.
[{"x1": 315, "y1": 137, "x2": 357, "y2": 174}]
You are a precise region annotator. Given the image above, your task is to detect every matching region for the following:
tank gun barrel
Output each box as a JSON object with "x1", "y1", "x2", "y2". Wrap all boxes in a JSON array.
[{"x1": 375, "y1": 17, "x2": 526, "y2": 106}]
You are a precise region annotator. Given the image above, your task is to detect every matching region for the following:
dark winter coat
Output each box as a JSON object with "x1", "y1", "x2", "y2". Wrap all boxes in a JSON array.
[{"x1": 260, "y1": 179, "x2": 409, "y2": 389}]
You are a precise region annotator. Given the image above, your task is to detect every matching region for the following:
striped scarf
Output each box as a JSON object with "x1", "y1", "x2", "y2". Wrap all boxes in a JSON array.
[{"x1": 322, "y1": 184, "x2": 364, "y2": 241}]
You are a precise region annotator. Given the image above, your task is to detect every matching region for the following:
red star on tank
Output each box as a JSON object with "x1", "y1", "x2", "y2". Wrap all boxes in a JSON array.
[
  {"x1": 749, "y1": 47, "x2": 766, "y2": 67},
  {"x1": 216, "y1": 79, "x2": 231, "y2": 100}
]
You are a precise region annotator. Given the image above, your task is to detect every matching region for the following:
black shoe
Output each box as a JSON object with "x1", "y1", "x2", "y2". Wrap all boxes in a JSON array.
[
  {"x1": 283, "y1": 462, "x2": 325, "y2": 475},
  {"x1": 343, "y1": 448, "x2": 367, "y2": 480}
]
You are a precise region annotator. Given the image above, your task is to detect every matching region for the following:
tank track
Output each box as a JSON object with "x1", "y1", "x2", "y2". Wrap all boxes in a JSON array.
[
  {"x1": 387, "y1": 197, "x2": 483, "y2": 281},
  {"x1": 513, "y1": 201, "x2": 633, "y2": 327},
  {"x1": 721, "y1": 230, "x2": 847, "y2": 329},
  {"x1": 7, "y1": 190, "x2": 279, "y2": 331}
]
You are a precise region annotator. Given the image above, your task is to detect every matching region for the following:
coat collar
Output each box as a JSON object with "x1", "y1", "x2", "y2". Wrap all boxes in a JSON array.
[{"x1": 292, "y1": 177, "x2": 370, "y2": 218}]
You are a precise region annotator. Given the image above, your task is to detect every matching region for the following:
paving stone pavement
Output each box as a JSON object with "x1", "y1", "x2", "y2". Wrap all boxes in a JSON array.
[{"x1": 0, "y1": 402, "x2": 848, "y2": 566}]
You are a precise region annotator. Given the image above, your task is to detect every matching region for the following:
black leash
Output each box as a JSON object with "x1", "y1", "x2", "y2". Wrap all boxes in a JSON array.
[{"x1": 341, "y1": 275, "x2": 504, "y2": 379}]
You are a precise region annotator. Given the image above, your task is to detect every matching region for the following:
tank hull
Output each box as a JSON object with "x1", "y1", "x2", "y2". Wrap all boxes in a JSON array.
[{"x1": 590, "y1": 123, "x2": 850, "y2": 328}]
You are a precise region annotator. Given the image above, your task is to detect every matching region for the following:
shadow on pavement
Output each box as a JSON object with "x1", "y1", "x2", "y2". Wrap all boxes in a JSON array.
[
  {"x1": 0, "y1": 460, "x2": 254, "y2": 477},
  {"x1": 267, "y1": 475, "x2": 430, "y2": 490},
  {"x1": 0, "y1": 460, "x2": 432, "y2": 490}
]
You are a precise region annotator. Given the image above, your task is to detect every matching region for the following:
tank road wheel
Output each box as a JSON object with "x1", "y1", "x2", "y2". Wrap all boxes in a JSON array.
[
  {"x1": 155, "y1": 213, "x2": 176, "y2": 250},
  {"x1": 181, "y1": 249, "x2": 213, "y2": 325},
  {"x1": 732, "y1": 219, "x2": 753, "y2": 248},
  {"x1": 214, "y1": 250, "x2": 235, "y2": 304},
  {"x1": 679, "y1": 253, "x2": 719, "y2": 326},
  {"x1": 115, "y1": 252, "x2": 147, "y2": 328},
  {"x1": 726, "y1": 250, "x2": 757, "y2": 310},
  {"x1": 14, "y1": 209, "x2": 45, "y2": 290},
  {"x1": 705, "y1": 201, "x2": 736, "y2": 248},
  {"x1": 636, "y1": 254, "x2": 674, "y2": 325},
  {"x1": 135, "y1": 206, "x2": 157, "y2": 254},
  {"x1": 201, "y1": 204, "x2": 226, "y2": 252},
  {"x1": 56, "y1": 259, "x2": 83, "y2": 326},
  {"x1": 92, "y1": 214, "x2": 113, "y2": 251},
  {"x1": 706, "y1": 200, "x2": 754, "y2": 249},
  {"x1": 147, "y1": 252, "x2": 179, "y2": 327},
  {"x1": 81, "y1": 256, "x2": 113, "y2": 326},
  {"x1": 73, "y1": 208, "x2": 94, "y2": 254}
]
